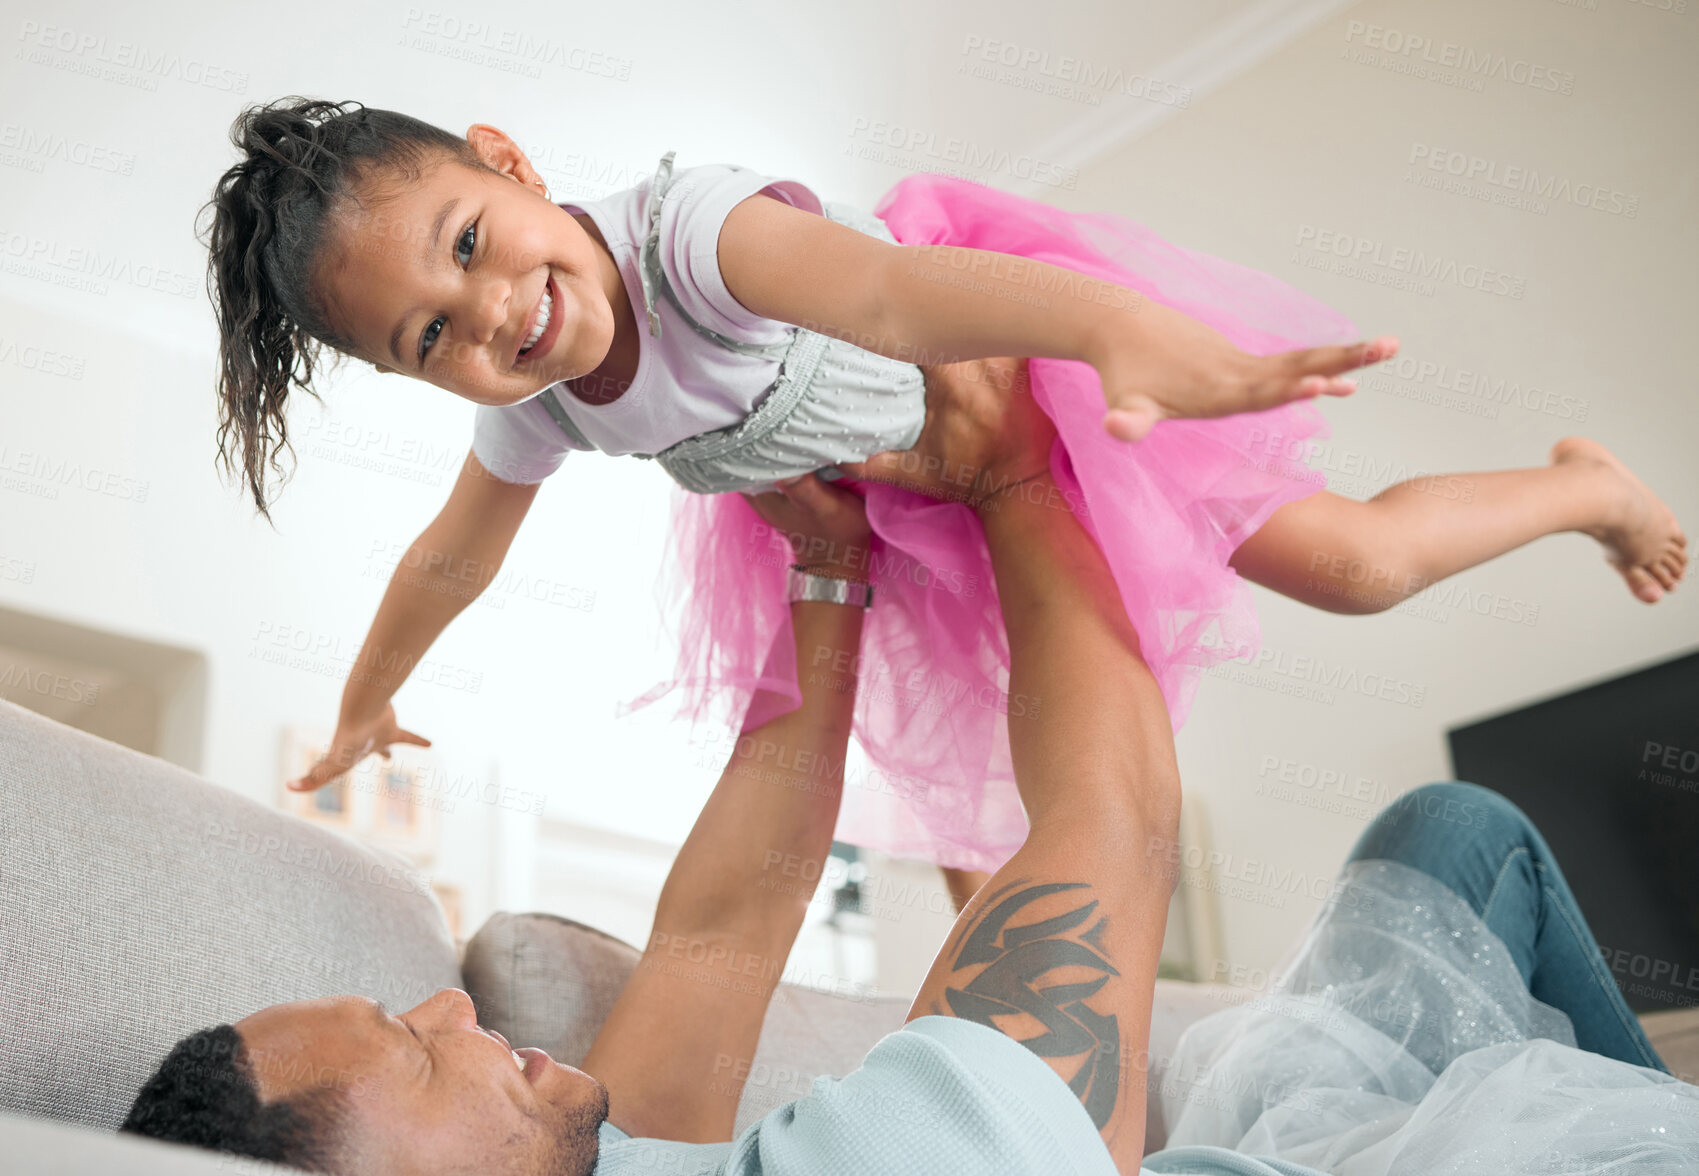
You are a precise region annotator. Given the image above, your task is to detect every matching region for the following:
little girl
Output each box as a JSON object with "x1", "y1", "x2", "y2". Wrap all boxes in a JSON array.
[{"x1": 209, "y1": 99, "x2": 1685, "y2": 883}]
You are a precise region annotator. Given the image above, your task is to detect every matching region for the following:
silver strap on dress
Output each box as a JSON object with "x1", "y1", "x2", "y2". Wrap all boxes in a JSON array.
[
  {"x1": 540, "y1": 148, "x2": 799, "y2": 458},
  {"x1": 636, "y1": 149, "x2": 676, "y2": 341},
  {"x1": 638, "y1": 150, "x2": 794, "y2": 361},
  {"x1": 535, "y1": 384, "x2": 593, "y2": 449}
]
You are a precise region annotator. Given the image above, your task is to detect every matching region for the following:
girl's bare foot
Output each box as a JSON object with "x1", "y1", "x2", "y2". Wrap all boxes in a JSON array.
[{"x1": 1552, "y1": 437, "x2": 1688, "y2": 603}]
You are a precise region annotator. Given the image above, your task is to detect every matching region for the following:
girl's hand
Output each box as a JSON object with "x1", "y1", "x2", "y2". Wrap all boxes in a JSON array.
[
  {"x1": 744, "y1": 473, "x2": 873, "y2": 580},
  {"x1": 1090, "y1": 300, "x2": 1399, "y2": 442},
  {"x1": 287, "y1": 703, "x2": 432, "y2": 793}
]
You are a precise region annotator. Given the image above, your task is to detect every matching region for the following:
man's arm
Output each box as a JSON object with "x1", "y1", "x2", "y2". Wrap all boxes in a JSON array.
[
  {"x1": 580, "y1": 478, "x2": 871, "y2": 1143},
  {"x1": 905, "y1": 473, "x2": 1182, "y2": 1174}
]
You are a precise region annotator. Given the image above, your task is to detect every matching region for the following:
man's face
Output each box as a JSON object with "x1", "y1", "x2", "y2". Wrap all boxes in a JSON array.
[
  {"x1": 316, "y1": 146, "x2": 616, "y2": 406},
  {"x1": 235, "y1": 987, "x2": 606, "y2": 1175}
]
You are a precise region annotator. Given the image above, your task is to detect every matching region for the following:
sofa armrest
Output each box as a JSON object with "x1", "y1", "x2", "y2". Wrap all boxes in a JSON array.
[
  {"x1": 0, "y1": 1109, "x2": 309, "y2": 1175},
  {"x1": 0, "y1": 699, "x2": 463, "y2": 1130}
]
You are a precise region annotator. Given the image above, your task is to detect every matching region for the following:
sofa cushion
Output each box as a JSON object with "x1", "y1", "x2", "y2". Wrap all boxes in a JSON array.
[
  {"x1": 0, "y1": 699, "x2": 463, "y2": 1130},
  {"x1": 460, "y1": 912, "x2": 645, "y2": 1069}
]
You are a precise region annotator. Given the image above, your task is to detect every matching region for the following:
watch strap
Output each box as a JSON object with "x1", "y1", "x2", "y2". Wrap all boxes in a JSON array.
[{"x1": 787, "y1": 565, "x2": 874, "y2": 608}]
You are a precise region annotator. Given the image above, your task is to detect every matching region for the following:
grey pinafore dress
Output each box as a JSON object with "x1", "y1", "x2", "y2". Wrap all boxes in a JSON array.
[{"x1": 536, "y1": 150, "x2": 927, "y2": 495}]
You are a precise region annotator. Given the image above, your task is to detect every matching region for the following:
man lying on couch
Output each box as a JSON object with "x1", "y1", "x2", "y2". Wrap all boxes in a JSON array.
[
  {"x1": 120, "y1": 361, "x2": 1690, "y2": 1174},
  {"x1": 121, "y1": 360, "x2": 1188, "y2": 1175}
]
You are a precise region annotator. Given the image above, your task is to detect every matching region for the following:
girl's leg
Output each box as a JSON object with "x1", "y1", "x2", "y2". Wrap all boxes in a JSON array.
[
  {"x1": 1230, "y1": 438, "x2": 1688, "y2": 610},
  {"x1": 1348, "y1": 781, "x2": 1668, "y2": 1071},
  {"x1": 939, "y1": 866, "x2": 991, "y2": 913}
]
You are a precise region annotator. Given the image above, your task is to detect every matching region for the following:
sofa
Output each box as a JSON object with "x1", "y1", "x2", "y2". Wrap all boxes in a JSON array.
[{"x1": 0, "y1": 698, "x2": 1261, "y2": 1173}]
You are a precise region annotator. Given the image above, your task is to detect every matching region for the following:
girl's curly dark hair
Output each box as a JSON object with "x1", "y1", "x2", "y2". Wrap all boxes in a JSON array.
[{"x1": 198, "y1": 97, "x2": 483, "y2": 520}]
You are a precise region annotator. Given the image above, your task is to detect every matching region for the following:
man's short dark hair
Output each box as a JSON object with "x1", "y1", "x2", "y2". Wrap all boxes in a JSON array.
[{"x1": 119, "y1": 1024, "x2": 348, "y2": 1173}]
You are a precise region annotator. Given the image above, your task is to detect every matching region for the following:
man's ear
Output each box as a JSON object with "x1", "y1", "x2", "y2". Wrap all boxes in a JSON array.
[{"x1": 465, "y1": 123, "x2": 543, "y2": 189}]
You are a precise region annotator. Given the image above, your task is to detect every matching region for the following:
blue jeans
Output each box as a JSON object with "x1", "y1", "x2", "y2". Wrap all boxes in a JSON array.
[{"x1": 1346, "y1": 781, "x2": 1667, "y2": 1072}]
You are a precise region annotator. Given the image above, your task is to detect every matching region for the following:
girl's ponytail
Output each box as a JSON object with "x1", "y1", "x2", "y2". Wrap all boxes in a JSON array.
[{"x1": 197, "y1": 98, "x2": 480, "y2": 520}]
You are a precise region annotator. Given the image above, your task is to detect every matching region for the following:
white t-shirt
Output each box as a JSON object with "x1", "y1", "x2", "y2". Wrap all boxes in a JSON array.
[{"x1": 472, "y1": 163, "x2": 824, "y2": 484}]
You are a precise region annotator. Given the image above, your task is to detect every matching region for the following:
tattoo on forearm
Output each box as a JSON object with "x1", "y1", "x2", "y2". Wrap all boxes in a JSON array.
[{"x1": 943, "y1": 881, "x2": 1120, "y2": 1128}]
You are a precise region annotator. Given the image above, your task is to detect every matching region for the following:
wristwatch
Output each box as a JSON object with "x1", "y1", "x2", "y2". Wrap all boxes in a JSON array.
[{"x1": 787, "y1": 564, "x2": 874, "y2": 609}]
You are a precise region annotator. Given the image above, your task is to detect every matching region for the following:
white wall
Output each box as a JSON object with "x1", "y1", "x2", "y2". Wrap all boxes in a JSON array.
[
  {"x1": 1, "y1": 0, "x2": 1693, "y2": 978},
  {"x1": 1068, "y1": 0, "x2": 1699, "y2": 971}
]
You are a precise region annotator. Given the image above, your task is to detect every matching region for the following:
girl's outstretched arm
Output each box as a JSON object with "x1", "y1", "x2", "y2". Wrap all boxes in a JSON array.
[
  {"x1": 717, "y1": 193, "x2": 1396, "y2": 442},
  {"x1": 288, "y1": 448, "x2": 540, "y2": 791}
]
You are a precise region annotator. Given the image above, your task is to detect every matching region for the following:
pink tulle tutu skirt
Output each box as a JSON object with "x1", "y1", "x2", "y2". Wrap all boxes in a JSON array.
[{"x1": 626, "y1": 173, "x2": 1358, "y2": 872}]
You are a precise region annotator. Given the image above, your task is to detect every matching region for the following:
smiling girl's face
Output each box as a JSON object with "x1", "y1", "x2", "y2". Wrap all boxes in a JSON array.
[{"x1": 313, "y1": 125, "x2": 618, "y2": 407}]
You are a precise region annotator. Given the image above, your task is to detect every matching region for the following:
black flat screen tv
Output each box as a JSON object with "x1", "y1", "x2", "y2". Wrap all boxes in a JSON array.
[{"x1": 1447, "y1": 648, "x2": 1699, "y2": 1014}]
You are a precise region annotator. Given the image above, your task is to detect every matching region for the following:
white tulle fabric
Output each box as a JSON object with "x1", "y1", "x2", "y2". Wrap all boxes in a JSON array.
[{"x1": 1158, "y1": 860, "x2": 1699, "y2": 1174}]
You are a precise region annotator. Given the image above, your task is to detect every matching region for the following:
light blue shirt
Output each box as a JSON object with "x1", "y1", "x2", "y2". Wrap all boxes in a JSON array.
[{"x1": 590, "y1": 1015, "x2": 1323, "y2": 1176}]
